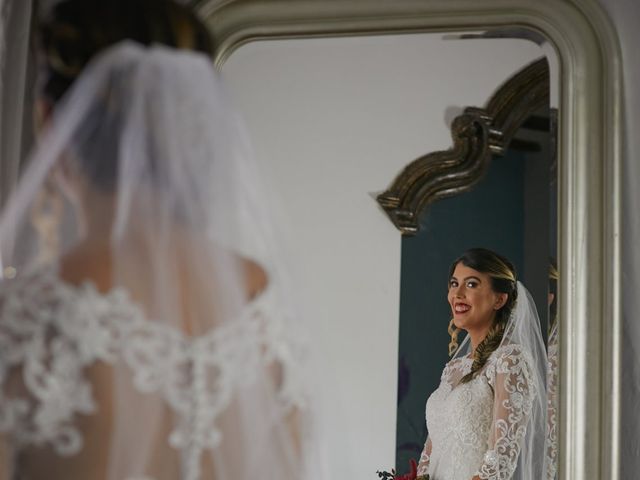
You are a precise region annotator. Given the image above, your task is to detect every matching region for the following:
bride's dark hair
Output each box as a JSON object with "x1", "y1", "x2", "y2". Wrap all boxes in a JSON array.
[
  {"x1": 36, "y1": 0, "x2": 215, "y2": 191},
  {"x1": 37, "y1": 0, "x2": 214, "y2": 105},
  {"x1": 449, "y1": 247, "x2": 518, "y2": 384}
]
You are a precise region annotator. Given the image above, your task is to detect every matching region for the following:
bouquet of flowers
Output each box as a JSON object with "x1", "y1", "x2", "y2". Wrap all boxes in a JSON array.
[{"x1": 376, "y1": 459, "x2": 429, "y2": 480}]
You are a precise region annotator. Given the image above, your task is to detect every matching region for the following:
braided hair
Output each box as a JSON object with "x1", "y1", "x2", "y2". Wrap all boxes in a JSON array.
[{"x1": 448, "y1": 248, "x2": 518, "y2": 384}]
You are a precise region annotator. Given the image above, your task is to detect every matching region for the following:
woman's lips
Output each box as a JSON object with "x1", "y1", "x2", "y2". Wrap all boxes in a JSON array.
[{"x1": 454, "y1": 303, "x2": 471, "y2": 314}]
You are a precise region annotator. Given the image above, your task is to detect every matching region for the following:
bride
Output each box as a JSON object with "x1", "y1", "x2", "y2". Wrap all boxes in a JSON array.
[
  {"x1": 416, "y1": 248, "x2": 547, "y2": 480},
  {"x1": 0, "y1": 0, "x2": 321, "y2": 479}
]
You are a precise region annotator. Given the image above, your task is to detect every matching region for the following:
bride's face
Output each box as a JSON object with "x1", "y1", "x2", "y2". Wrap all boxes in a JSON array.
[{"x1": 448, "y1": 262, "x2": 507, "y2": 333}]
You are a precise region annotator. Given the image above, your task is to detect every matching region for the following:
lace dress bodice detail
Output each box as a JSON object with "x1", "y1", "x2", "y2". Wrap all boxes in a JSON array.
[
  {"x1": 417, "y1": 345, "x2": 536, "y2": 480},
  {"x1": 0, "y1": 267, "x2": 302, "y2": 480}
]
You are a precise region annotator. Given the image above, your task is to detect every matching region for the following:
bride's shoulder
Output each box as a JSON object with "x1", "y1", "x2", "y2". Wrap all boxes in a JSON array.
[
  {"x1": 486, "y1": 344, "x2": 534, "y2": 374},
  {"x1": 58, "y1": 244, "x2": 113, "y2": 293},
  {"x1": 441, "y1": 354, "x2": 473, "y2": 376},
  {"x1": 0, "y1": 257, "x2": 123, "y2": 333},
  {"x1": 493, "y1": 343, "x2": 526, "y2": 356},
  {"x1": 0, "y1": 265, "x2": 70, "y2": 337},
  {"x1": 0, "y1": 263, "x2": 63, "y2": 298}
]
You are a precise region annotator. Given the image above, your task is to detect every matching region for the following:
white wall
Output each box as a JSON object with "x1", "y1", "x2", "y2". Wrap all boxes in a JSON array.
[{"x1": 221, "y1": 34, "x2": 545, "y2": 478}]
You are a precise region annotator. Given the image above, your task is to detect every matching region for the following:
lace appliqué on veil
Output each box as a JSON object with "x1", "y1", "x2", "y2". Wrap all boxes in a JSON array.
[
  {"x1": 416, "y1": 437, "x2": 431, "y2": 476},
  {"x1": 0, "y1": 267, "x2": 304, "y2": 477}
]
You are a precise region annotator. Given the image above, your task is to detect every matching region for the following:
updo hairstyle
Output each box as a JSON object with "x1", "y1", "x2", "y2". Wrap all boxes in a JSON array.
[
  {"x1": 38, "y1": 0, "x2": 214, "y2": 104},
  {"x1": 35, "y1": 0, "x2": 215, "y2": 191}
]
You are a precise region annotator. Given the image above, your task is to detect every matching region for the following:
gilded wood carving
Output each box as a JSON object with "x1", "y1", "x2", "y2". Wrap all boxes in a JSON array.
[{"x1": 376, "y1": 57, "x2": 549, "y2": 235}]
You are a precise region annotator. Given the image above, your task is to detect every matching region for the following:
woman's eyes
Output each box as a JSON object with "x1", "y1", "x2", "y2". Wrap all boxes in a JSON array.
[{"x1": 449, "y1": 280, "x2": 479, "y2": 288}]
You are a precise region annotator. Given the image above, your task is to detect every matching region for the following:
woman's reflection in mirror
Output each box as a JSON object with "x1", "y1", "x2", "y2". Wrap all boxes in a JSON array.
[{"x1": 416, "y1": 248, "x2": 548, "y2": 480}]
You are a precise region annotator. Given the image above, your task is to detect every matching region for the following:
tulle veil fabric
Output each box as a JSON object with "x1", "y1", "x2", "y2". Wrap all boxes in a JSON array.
[
  {"x1": 451, "y1": 281, "x2": 548, "y2": 480},
  {"x1": 0, "y1": 41, "x2": 324, "y2": 479}
]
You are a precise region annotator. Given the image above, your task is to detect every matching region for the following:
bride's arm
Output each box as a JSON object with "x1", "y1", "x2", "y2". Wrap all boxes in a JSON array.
[
  {"x1": 473, "y1": 348, "x2": 535, "y2": 480},
  {"x1": 416, "y1": 436, "x2": 432, "y2": 478}
]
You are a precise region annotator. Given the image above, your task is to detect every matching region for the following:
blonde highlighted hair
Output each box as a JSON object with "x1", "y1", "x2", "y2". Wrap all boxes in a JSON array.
[{"x1": 447, "y1": 248, "x2": 518, "y2": 384}]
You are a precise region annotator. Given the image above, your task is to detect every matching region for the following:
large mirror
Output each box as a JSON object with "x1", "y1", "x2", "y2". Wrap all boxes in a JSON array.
[
  {"x1": 221, "y1": 33, "x2": 551, "y2": 477},
  {"x1": 385, "y1": 56, "x2": 558, "y2": 475},
  {"x1": 200, "y1": 1, "x2": 622, "y2": 479}
]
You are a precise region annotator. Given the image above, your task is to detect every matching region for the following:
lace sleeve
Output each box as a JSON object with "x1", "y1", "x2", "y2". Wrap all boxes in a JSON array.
[
  {"x1": 545, "y1": 326, "x2": 559, "y2": 480},
  {"x1": 416, "y1": 436, "x2": 432, "y2": 476},
  {"x1": 475, "y1": 347, "x2": 536, "y2": 480}
]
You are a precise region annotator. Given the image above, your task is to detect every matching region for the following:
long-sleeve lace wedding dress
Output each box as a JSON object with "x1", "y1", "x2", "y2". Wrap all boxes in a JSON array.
[
  {"x1": 417, "y1": 345, "x2": 535, "y2": 480},
  {"x1": 0, "y1": 42, "x2": 321, "y2": 480},
  {"x1": 417, "y1": 283, "x2": 547, "y2": 480}
]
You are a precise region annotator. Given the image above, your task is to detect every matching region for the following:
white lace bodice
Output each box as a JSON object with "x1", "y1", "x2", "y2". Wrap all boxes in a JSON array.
[
  {"x1": 0, "y1": 266, "x2": 301, "y2": 480},
  {"x1": 417, "y1": 344, "x2": 536, "y2": 480}
]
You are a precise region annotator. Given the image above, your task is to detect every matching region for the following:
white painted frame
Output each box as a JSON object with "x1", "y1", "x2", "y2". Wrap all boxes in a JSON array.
[{"x1": 198, "y1": 1, "x2": 623, "y2": 478}]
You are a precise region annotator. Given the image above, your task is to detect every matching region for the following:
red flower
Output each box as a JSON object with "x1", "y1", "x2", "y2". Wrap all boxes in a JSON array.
[{"x1": 395, "y1": 459, "x2": 417, "y2": 480}]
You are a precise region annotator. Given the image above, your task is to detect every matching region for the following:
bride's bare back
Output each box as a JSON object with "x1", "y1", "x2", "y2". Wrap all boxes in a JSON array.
[{"x1": 0, "y1": 240, "x2": 289, "y2": 480}]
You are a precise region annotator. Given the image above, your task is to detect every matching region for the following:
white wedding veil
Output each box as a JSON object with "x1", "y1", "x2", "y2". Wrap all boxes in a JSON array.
[
  {"x1": 452, "y1": 281, "x2": 548, "y2": 480},
  {"x1": 0, "y1": 40, "x2": 323, "y2": 480}
]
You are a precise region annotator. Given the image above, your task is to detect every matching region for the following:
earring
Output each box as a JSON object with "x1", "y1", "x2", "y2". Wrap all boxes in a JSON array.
[
  {"x1": 30, "y1": 183, "x2": 63, "y2": 264},
  {"x1": 448, "y1": 319, "x2": 460, "y2": 356}
]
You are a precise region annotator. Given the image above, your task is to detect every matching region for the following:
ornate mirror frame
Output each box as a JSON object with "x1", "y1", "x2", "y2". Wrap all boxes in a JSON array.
[
  {"x1": 196, "y1": 1, "x2": 623, "y2": 478},
  {"x1": 376, "y1": 57, "x2": 551, "y2": 235}
]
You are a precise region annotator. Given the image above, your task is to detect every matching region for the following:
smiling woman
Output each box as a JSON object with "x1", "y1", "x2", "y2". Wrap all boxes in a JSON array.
[
  {"x1": 449, "y1": 256, "x2": 511, "y2": 344},
  {"x1": 192, "y1": 0, "x2": 625, "y2": 476},
  {"x1": 447, "y1": 249, "x2": 517, "y2": 382},
  {"x1": 416, "y1": 248, "x2": 547, "y2": 480}
]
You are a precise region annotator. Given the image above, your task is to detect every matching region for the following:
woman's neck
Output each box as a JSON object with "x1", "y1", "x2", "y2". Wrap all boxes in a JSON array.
[{"x1": 467, "y1": 322, "x2": 494, "y2": 354}]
